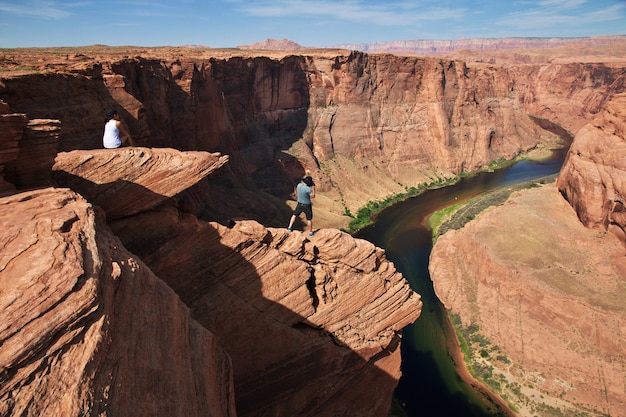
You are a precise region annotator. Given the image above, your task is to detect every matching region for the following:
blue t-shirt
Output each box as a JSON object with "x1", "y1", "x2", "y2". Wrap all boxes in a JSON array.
[{"x1": 296, "y1": 182, "x2": 313, "y2": 204}]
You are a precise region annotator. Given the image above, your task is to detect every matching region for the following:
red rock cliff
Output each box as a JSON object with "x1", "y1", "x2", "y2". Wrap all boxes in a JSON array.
[
  {"x1": 3, "y1": 47, "x2": 600, "y2": 227},
  {"x1": 0, "y1": 187, "x2": 237, "y2": 417},
  {"x1": 557, "y1": 93, "x2": 626, "y2": 245}
]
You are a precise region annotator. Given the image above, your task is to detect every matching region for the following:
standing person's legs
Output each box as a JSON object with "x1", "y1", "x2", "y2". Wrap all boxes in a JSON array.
[
  {"x1": 288, "y1": 204, "x2": 303, "y2": 231},
  {"x1": 288, "y1": 214, "x2": 296, "y2": 231},
  {"x1": 305, "y1": 205, "x2": 314, "y2": 236}
]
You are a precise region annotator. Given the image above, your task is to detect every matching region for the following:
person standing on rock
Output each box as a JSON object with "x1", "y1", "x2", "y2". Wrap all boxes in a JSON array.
[
  {"x1": 103, "y1": 109, "x2": 135, "y2": 148},
  {"x1": 288, "y1": 175, "x2": 315, "y2": 236}
]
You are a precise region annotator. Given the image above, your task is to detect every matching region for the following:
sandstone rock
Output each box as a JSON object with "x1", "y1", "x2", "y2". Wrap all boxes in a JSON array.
[
  {"x1": 3, "y1": 118, "x2": 61, "y2": 189},
  {"x1": 430, "y1": 183, "x2": 626, "y2": 416},
  {"x1": 52, "y1": 147, "x2": 229, "y2": 219},
  {"x1": 0, "y1": 111, "x2": 27, "y2": 194},
  {"x1": 557, "y1": 93, "x2": 626, "y2": 245},
  {"x1": 109, "y1": 209, "x2": 422, "y2": 417},
  {"x1": 0, "y1": 102, "x2": 60, "y2": 192},
  {"x1": 237, "y1": 38, "x2": 305, "y2": 51},
  {"x1": 0, "y1": 187, "x2": 236, "y2": 417}
]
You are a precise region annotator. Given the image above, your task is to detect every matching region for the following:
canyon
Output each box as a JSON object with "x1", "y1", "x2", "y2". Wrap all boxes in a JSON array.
[{"x1": 0, "y1": 40, "x2": 625, "y2": 416}]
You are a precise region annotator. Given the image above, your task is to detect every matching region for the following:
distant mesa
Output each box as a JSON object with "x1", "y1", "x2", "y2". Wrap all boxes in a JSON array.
[
  {"x1": 237, "y1": 38, "x2": 305, "y2": 51},
  {"x1": 238, "y1": 35, "x2": 626, "y2": 54}
]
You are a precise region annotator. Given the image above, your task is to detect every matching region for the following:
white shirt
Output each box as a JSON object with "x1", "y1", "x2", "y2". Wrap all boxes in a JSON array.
[{"x1": 103, "y1": 119, "x2": 122, "y2": 148}]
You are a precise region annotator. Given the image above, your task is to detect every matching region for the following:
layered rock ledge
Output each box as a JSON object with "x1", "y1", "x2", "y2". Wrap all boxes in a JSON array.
[
  {"x1": 110, "y1": 210, "x2": 422, "y2": 417},
  {"x1": 52, "y1": 147, "x2": 229, "y2": 219}
]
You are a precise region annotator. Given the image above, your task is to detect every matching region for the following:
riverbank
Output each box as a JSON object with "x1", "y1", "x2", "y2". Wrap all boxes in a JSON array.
[
  {"x1": 444, "y1": 312, "x2": 518, "y2": 417},
  {"x1": 425, "y1": 176, "x2": 564, "y2": 417},
  {"x1": 429, "y1": 182, "x2": 626, "y2": 416}
]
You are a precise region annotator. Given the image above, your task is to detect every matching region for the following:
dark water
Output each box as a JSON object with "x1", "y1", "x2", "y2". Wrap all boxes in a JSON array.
[{"x1": 355, "y1": 149, "x2": 568, "y2": 416}]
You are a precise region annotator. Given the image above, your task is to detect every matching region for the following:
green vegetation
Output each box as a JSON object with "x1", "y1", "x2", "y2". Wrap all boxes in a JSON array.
[
  {"x1": 429, "y1": 174, "x2": 558, "y2": 241},
  {"x1": 344, "y1": 175, "x2": 460, "y2": 233},
  {"x1": 450, "y1": 311, "x2": 603, "y2": 417},
  {"x1": 343, "y1": 150, "x2": 555, "y2": 234}
]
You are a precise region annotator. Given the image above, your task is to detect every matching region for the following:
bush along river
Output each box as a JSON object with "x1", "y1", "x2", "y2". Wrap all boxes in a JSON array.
[{"x1": 355, "y1": 147, "x2": 569, "y2": 417}]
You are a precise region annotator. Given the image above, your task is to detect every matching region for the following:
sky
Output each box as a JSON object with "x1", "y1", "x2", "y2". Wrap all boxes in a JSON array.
[{"x1": 0, "y1": 0, "x2": 625, "y2": 48}]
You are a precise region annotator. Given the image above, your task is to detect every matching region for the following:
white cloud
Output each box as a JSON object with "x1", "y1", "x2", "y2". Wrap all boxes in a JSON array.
[
  {"x1": 537, "y1": 0, "x2": 588, "y2": 8},
  {"x1": 235, "y1": 0, "x2": 466, "y2": 26},
  {"x1": 497, "y1": 2, "x2": 625, "y2": 30},
  {"x1": 0, "y1": 1, "x2": 70, "y2": 18}
]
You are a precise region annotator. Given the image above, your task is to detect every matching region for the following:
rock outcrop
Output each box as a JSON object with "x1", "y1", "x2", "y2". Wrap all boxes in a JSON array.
[
  {"x1": 52, "y1": 147, "x2": 229, "y2": 219},
  {"x1": 109, "y1": 212, "x2": 422, "y2": 417},
  {"x1": 0, "y1": 101, "x2": 61, "y2": 192},
  {"x1": 0, "y1": 187, "x2": 237, "y2": 417},
  {"x1": 429, "y1": 183, "x2": 626, "y2": 417},
  {"x1": 557, "y1": 93, "x2": 626, "y2": 245}
]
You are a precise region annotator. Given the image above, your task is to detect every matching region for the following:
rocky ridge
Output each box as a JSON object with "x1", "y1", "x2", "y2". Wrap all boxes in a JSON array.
[{"x1": 334, "y1": 35, "x2": 626, "y2": 55}]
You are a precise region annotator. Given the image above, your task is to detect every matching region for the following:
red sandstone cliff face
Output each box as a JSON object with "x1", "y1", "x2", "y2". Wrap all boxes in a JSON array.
[
  {"x1": 1, "y1": 48, "x2": 593, "y2": 228},
  {"x1": 0, "y1": 187, "x2": 236, "y2": 417},
  {"x1": 557, "y1": 93, "x2": 626, "y2": 245},
  {"x1": 108, "y1": 212, "x2": 421, "y2": 417}
]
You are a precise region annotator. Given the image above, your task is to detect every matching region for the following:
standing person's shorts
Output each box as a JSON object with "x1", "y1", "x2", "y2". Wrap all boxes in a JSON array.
[{"x1": 293, "y1": 203, "x2": 313, "y2": 220}]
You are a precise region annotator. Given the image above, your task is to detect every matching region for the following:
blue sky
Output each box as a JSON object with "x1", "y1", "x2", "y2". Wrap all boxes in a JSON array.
[{"x1": 0, "y1": 0, "x2": 625, "y2": 48}]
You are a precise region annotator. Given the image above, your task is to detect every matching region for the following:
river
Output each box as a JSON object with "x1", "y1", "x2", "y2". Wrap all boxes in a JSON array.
[{"x1": 355, "y1": 148, "x2": 568, "y2": 416}]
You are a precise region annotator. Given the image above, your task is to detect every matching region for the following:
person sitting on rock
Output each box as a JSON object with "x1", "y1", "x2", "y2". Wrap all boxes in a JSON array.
[
  {"x1": 103, "y1": 109, "x2": 135, "y2": 148},
  {"x1": 288, "y1": 175, "x2": 316, "y2": 236}
]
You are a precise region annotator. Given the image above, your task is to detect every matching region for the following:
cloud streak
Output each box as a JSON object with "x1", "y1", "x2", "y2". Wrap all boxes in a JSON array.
[
  {"x1": 234, "y1": 0, "x2": 467, "y2": 26},
  {"x1": 498, "y1": 1, "x2": 626, "y2": 30},
  {"x1": 0, "y1": 1, "x2": 71, "y2": 19}
]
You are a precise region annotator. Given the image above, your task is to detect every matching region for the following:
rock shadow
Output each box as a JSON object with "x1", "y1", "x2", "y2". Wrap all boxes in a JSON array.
[{"x1": 108, "y1": 207, "x2": 408, "y2": 417}]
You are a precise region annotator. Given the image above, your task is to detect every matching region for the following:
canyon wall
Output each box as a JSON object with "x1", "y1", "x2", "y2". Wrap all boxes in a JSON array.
[
  {"x1": 0, "y1": 186, "x2": 237, "y2": 417},
  {"x1": 557, "y1": 93, "x2": 626, "y2": 245},
  {"x1": 2, "y1": 48, "x2": 602, "y2": 228}
]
